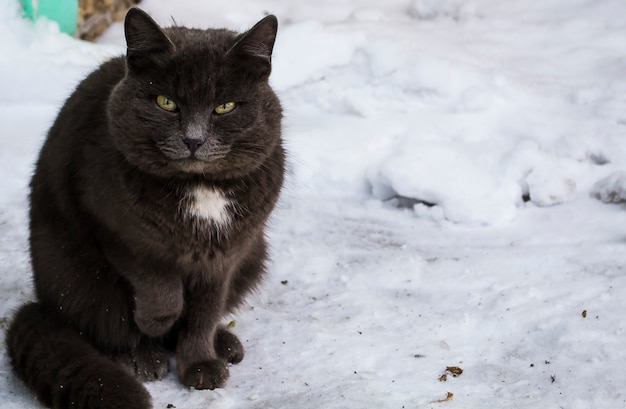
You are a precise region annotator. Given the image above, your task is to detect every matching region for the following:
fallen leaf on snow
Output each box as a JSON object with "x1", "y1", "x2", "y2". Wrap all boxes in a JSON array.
[{"x1": 432, "y1": 392, "x2": 454, "y2": 403}]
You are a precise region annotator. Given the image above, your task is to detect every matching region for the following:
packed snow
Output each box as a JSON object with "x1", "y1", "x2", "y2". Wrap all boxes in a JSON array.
[{"x1": 1, "y1": 0, "x2": 625, "y2": 408}]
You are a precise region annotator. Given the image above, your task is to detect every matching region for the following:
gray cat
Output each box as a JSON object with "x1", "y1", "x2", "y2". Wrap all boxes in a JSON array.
[{"x1": 6, "y1": 8, "x2": 284, "y2": 409}]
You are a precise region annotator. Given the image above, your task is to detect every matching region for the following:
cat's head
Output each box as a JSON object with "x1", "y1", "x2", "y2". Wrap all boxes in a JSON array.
[{"x1": 108, "y1": 8, "x2": 282, "y2": 179}]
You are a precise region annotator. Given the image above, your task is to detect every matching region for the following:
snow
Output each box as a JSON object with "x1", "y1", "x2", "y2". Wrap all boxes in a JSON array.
[
  {"x1": 1, "y1": 0, "x2": 625, "y2": 408},
  {"x1": 591, "y1": 171, "x2": 626, "y2": 204}
]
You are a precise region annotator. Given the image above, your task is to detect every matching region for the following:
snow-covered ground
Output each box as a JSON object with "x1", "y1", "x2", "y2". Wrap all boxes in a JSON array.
[{"x1": 1, "y1": 0, "x2": 626, "y2": 407}]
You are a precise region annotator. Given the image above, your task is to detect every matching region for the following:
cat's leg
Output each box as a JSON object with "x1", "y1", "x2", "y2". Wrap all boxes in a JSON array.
[
  {"x1": 176, "y1": 239, "x2": 267, "y2": 389},
  {"x1": 76, "y1": 259, "x2": 175, "y2": 380},
  {"x1": 211, "y1": 239, "x2": 267, "y2": 365},
  {"x1": 129, "y1": 273, "x2": 184, "y2": 338},
  {"x1": 176, "y1": 279, "x2": 231, "y2": 390},
  {"x1": 105, "y1": 242, "x2": 185, "y2": 338},
  {"x1": 61, "y1": 264, "x2": 173, "y2": 381}
]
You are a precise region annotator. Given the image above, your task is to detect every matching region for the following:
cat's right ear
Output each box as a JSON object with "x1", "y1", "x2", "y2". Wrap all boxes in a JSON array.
[{"x1": 124, "y1": 8, "x2": 174, "y2": 72}]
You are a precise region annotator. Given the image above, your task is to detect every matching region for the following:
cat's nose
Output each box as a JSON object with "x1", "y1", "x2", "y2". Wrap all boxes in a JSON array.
[{"x1": 182, "y1": 137, "x2": 204, "y2": 154}]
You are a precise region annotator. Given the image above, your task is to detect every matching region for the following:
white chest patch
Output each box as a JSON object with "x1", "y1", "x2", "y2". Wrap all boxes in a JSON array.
[{"x1": 187, "y1": 186, "x2": 232, "y2": 227}]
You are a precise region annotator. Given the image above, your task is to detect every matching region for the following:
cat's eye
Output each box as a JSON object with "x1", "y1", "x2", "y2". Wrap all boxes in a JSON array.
[
  {"x1": 214, "y1": 102, "x2": 237, "y2": 115},
  {"x1": 156, "y1": 95, "x2": 178, "y2": 112}
]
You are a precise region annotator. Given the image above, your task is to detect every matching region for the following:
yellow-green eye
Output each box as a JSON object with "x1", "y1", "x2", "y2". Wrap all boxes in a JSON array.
[
  {"x1": 214, "y1": 102, "x2": 237, "y2": 115},
  {"x1": 156, "y1": 95, "x2": 178, "y2": 112}
]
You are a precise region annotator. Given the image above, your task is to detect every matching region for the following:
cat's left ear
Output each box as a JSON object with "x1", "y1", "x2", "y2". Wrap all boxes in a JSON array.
[
  {"x1": 229, "y1": 15, "x2": 278, "y2": 79},
  {"x1": 124, "y1": 8, "x2": 175, "y2": 72}
]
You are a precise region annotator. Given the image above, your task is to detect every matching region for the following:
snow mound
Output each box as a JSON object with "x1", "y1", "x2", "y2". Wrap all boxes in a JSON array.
[
  {"x1": 501, "y1": 141, "x2": 578, "y2": 207},
  {"x1": 369, "y1": 141, "x2": 520, "y2": 225},
  {"x1": 590, "y1": 171, "x2": 626, "y2": 204},
  {"x1": 369, "y1": 137, "x2": 584, "y2": 224},
  {"x1": 526, "y1": 165, "x2": 577, "y2": 207},
  {"x1": 408, "y1": 0, "x2": 477, "y2": 21}
]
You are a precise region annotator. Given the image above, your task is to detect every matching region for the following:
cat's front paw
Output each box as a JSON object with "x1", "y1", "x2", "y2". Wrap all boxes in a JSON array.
[
  {"x1": 135, "y1": 311, "x2": 179, "y2": 338},
  {"x1": 134, "y1": 295, "x2": 183, "y2": 337},
  {"x1": 182, "y1": 360, "x2": 229, "y2": 390},
  {"x1": 115, "y1": 343, "x2": 170, "y2": 381},
  {"x1": 132, "y1": 277, "x2": 184, "y2": 338},
  {"x1": 215, "y1": 327, "x2": 245, "y2": 364}
]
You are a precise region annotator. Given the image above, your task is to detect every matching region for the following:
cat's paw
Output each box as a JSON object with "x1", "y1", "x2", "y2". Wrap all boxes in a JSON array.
[
  {"x1": 215, "y1": 327, "x2": 245, "y2": 364},
  {"x1": 132, "y1": 279, "x2": 184, "y2": 338},
  {"x1": 115, "y1": 343, "x2": 170, "y2": 381},
  {"x1": 181, "y1": 360, "x2": 230, "y2": 390},
  {"x1": 135, "y1": 311, "x2": 179, "y2": 338},
  {"x1": 134, "y1": 296, "x2": 183, "y2": 337}
]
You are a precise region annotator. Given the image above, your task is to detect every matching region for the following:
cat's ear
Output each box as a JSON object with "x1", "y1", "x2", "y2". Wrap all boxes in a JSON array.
[
  {"x1": 124, "y1": 8, "x2": 174, "y2": 71},
  {"x1": 229, "y1": 15, "x2": 278, "y2": 79}
]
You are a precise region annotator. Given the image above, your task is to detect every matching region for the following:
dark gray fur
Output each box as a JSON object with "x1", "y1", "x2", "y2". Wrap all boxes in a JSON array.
[{"x1": 6, "y1": 8, "x2": 284, "y2": 409}]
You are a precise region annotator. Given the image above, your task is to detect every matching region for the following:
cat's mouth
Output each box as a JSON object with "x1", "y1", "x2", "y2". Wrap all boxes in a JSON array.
[
  {"x1": 172, "y1": 151, "x2": 229, "y2": 174},
  {"x1": 165, "y1": 149, "x2": 229, "y2": 162},
  {"x1": 190, "y1": 150, "x2": 229, "y2": 162}
]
